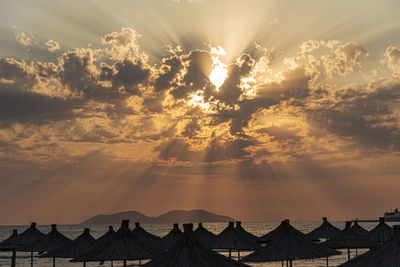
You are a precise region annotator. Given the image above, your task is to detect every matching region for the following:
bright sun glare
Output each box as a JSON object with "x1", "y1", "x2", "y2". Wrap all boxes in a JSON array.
[{"x1": 209, "y1": 46, "x2": 228, "y2": 90}]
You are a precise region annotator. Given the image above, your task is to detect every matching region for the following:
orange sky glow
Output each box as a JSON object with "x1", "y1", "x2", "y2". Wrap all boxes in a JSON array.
[{"x1": 0, "y1": 0, "x2": 400, "y2": 225}]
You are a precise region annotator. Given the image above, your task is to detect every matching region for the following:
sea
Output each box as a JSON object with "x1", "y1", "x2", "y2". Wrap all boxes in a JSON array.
[{"x1": 0, "y1": 221, "x2": 391, "y2": 267}]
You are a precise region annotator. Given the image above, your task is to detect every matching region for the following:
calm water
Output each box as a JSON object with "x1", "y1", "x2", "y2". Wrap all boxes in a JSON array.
[{"x1": 0, "y1": 221, "x2": 389, "y2": 267}]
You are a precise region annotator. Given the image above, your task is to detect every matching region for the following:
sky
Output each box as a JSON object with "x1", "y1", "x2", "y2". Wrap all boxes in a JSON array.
[{"x1": 0, "y1": 0, "x2": 400, "y2": 225}]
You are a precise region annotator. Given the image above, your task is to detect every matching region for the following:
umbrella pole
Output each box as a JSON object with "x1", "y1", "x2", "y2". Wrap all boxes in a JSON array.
[
  {"x1": 326, "y1": 256, "x2": 329, "y2": 267},
  {"x1": 83, "y1": 262, "x2": 86, "y2": 267},
  {"x1": 53, "y1": 257, "x2": 56, "y2": 267},
  {"x1": 286, "y1": 260, "x2": 289, "y2": 267},
  {"x1": 11, "y1": 249, "x2": 16, "y2": 267},
  {"x1": 237, "y1": 250, "x2": 240, "y2": 260},
  {"x1": 123, "y1": 259, "x2": 127, "y2": 267},
  {"x1": 347, "y1": 248, "x2": 350, "y2": 260},
  {"x1": 355, "y1": 248, "x2": 358, "y2": 256},
  {"x1": 290, "y1": 260, "x2": 293, "y2": 267},
  {"x1": 31, "y1": 251, "x2": 34, "y2": 267},
  {"x1": 229, "y1": 249, "x2": 231, "y2": 258},
  {"x1": 139, "y1": 259, "x2": 142, "y2": 266},
  {"x1": 111, "y1": 260, "x2": 113, "y2": 267},
  {"x1": 282, "y1": 261, "x2": 284, "y2": 267}
]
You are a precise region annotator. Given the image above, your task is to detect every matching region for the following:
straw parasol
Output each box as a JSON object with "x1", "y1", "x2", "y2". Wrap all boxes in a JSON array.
[
  {"x1": 0, "y1": 229, "x2": 19, "y2": 249},
  {"x1": 160, "y1": 223, "x2": 183, "y2": 250},
  {"x1": 307, "y1": 217, "x2": 341, "y2": 240},
  {"x1": 1, "y1": 222, "x2": 45, "y2": 267},
  {"x1": 338, "y1": 225, "x2": 400, "y2": 267},
  {"x1": 194, "y1": 223, "x2": 216, "y2": 244},
  {"x1": 367, "y1": 217, "x2": 393, "y2": 245},
  {"x1": 132, "y1": 222, "x2": 162, "y2": 248},
  {"x1": 350, "y1": 221, "x2": 369, "y2": 237},
  {"x1": 142, "y1": 223, "x2": 252, "y2": 267},
  {"x1": 96, "y1": 225, "x2": 115, "y2": 245},
  {"x1": 235, "y1": 221, "x2": 258, "y2": 242},
  {"x1": 207, "y1": 221, "x2": 262, "y2": 259},
  {"x1": 40, "y1": 228, "x2": 97, "y2": 267},
  {"x1": 24, "y1": 224, "x2": 71, "y2": 267},
  {"x1": 96, "y1": 226, "x2": 116, "y2": 267},
  {"x1": 322, "y1": 221, "x2": 376, "y2": 260},
  {"x1": 0, "y1": 229, "x2": 18, "y2": 267},
  {"x1": 241, "y1": 220, "x2": 341, "y2": 267},
  {"x1": 258, "y1": 219, "x2": 311, "y2": 244},
  {"x1": 71, "y1": 220, "x2": 162, "y2": 267}
]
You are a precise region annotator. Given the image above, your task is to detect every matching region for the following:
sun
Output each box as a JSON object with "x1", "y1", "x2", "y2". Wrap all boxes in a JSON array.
[
  {"x1": 209, "y1": 64, "x2": 228, "y2": 90},
  {"x1": 209, "y1": 46, "x2": 228, "y2": 90}
]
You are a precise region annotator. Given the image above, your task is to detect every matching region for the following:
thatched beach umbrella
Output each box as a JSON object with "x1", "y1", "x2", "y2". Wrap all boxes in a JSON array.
[
  {"x1": 323, "y1": 221, "x2": 376, "y2": 260},
  {"x1": 350, "y1": 221, "x2": 369, "y2": 237},
  {"x1": 207, "y1": 221, "x2": 262, "y2": 259},
  {"x1": 258, "y1": 219, "x2": 310, "y2": 244},
  {"x1": 338, "y1": 225, "x2": 400, "y2": 267},
  {"x1": 1, "y1": 222, "x2": 45, "y2": 267},
  {"x1": 194, "y1": 223, "x2": 216, "y2": 244},
  {"x1": 142, "y1": 223, "x2": 251, "y2": 267},
  {"x1": 40, "y1": 228, "x2": 97, "y2": 267},
  {"x1": 96, "y1": 225, "x2": 115, "y2": 245},
  {"x1": 307, "y1": 217, "x2": 341, "y2": 240},
  {"x1": 0, "y1": 229, "x2": 18, "y2": 267},
  {"x1": 24, "y1": 224, "x2": 71, "y2": 267},
  {"x1": 235, "y1": 221, "x2": 258, "y2": 241},
  {"x1": 306, "y1": 217, "x2": 342, "y2": 266},
  {"x1": 71, "y1": 220, "x2": 161, "y2": 267},
  {"x1": 160, "y1": 223, "x2": 183, "y2": 250},
  {"x1": 367, "y1": 217, "x2": 393, "y2": 245},
  {"x1": 96, "y1": 226, "x2": 116, "y2": 267},
  {"x1": 241, "y1": 220, "x2": 341, "y2": 267},
  {"x1": 132, "y1": 222, "x2": 162, "y2": 248}
]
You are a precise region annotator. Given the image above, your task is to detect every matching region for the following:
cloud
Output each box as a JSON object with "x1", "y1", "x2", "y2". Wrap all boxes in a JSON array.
[
  {"x1": 101, "y1": 27, "x2": 143, "y2": 61},
  {"x1": 384, "y1": 46, "x2": 400, "y2": 75},
  {"x1": 322, "y1": 42, "x2": 368, "y2": 77},
  {"x1": 0, "y1": 92, "x2": 78, "y2": 127},
  {"x1": 15, "y1": 31, "x2": 32, "y2": 47},
  {"x1": 45, "y1": 39, "x2": 60, "y2": 52},
  {"x1": 0, "y1": 29, "x2": 399, "y2": 172}
]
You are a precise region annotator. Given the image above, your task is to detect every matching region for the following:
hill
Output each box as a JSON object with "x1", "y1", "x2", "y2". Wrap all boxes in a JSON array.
[{"x1": 80, "y1": 209, "x2": 234, "y2": 225}]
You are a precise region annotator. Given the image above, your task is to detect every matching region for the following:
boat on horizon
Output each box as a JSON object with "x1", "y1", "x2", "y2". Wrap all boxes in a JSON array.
[{"x1": 384, "y1": 208, "x2": 400, "y2": 222}]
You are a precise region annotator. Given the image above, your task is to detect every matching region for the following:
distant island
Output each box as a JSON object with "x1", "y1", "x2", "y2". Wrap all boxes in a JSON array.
[{"x1": 80, "y1": 209, "x2": 235, "y2": 225}]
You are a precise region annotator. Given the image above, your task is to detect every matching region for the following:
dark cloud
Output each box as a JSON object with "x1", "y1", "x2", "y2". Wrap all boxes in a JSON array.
[
  {"x1": 306, "y1": 81, "x2": 400, "y2": 151},
  {"x1": 0, "y1": 58, "x2": 35, "y2": 91},
  {"x1": 154, "y1": 54, "x2": 183, "y2": 92},
  {"x1": 112, "y1": 58, "x2": 150, "y2": 95},
  {"x1": 0, "y1": 92, "x2": 79, "y2": 126}
]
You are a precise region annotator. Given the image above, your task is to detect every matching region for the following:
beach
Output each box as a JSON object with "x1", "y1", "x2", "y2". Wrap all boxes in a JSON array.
[{"x1": 0, "y1": 221, "x2": 381, "y2": 267}]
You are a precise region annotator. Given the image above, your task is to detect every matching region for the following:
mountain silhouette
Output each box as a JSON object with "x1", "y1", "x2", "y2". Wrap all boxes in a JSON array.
[{"x1": 80, "y1": 210, "x2": 234, "y2": 225}]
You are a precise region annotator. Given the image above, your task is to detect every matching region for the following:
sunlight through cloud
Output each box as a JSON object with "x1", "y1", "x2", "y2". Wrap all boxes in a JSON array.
[{"x1": 209, "y1": 46, "x2": 228, "y2": 90}]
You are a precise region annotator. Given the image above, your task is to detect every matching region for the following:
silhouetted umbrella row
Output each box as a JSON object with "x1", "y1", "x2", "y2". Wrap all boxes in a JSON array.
[
  {"x1": 72, "y1": 220, "x2": 161, "y2": 267},
  {"x1": 0, "y1": 218, "x2": 396, "y2": 267},
  {"x1": 242, "y1": 220, "x2": 341, "y2": 266},
  {"x1": 24, "y1": 224, "x2": 71, "y2": 267},
  {"x1": 0, "y1": 222, "x2": 45, "y2": 267},
  {"x1": 143, "y1": 223, "x2": 251, "y2": 267},
  {"x1": 40, "y1": 228, "x2": 97, "y2": 267},
  {"x1": 338, "y1": 225, "x2": 400, "y2": 267}
]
